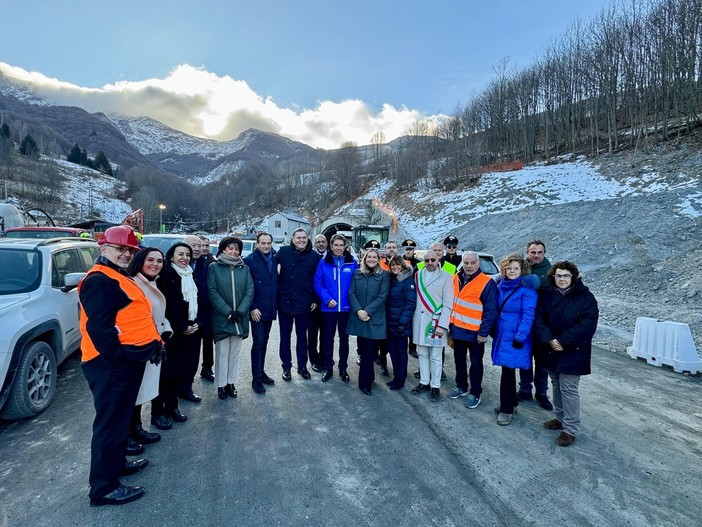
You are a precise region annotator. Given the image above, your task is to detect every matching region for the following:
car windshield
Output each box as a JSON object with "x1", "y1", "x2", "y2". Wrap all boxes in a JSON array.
[
  {"x1": 5, "y1": 229, "x2": 77, "y2": 239},
  {"x1": 480, "y1": 257, "x2": 499, "y2": 275},
  {"x1": 0, "y1": 249, "x2": 41, "y2": 294}
]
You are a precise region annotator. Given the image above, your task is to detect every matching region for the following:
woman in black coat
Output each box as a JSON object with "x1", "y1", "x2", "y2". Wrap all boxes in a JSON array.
[
  {"x1": 534, "y1": 261, "x2": 598, "y2": 447},
  {"x1": 385, "y1": 256, "x2": 416, "y2": 390},
  {"x1": 153, "y1": 243, "x2": 200, "y2": 429}
]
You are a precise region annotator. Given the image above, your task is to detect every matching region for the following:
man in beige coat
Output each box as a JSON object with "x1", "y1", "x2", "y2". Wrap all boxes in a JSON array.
[{"x1": 411, "y1": 250, "x2": 454, "y2": 402}]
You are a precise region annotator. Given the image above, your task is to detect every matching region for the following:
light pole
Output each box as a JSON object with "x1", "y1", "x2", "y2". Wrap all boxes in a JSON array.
[{"x1": 158, "y1": 204, "x2": 166, "y2": 233}]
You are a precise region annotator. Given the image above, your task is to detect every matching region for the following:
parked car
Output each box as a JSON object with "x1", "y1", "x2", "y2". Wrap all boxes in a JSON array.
[
  {"x1": 0, "y1": 237, "x2": 99, "y2": 419},
  {"x1": 140, "y1": 234, "x2": 185, "y2": 254},
  {"x1": 4, "y1": 226, "x2": 90, "y2": 239}
]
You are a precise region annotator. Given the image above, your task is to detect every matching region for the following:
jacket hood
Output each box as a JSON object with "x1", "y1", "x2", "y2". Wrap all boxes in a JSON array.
[
  {"x1": 394, "y1": 269, "x2": 413, "y2": 282},
  {"x1": 522, "y1": 274, "x2": 540, "y2": 290},
  {"x1": 324, "y1": 250, "x2": 354, "y2": 264}
]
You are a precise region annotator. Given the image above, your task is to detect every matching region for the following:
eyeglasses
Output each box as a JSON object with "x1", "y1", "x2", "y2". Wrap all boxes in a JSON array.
[
  {"x1": 404, "y1": 247, "x2": 414, "y2": 250},
  {"x1": 105, "y1": 245, "x2": 138, "y2": 255},
  {"x1": 446, "y1": 244, "x2": 457, "y2": 249},
  {"x1": 505, "y1": 267, "x2": 521, "y2": 272},
  {"x1": 424, "y1": 258, "x2": 437, "y2": 262},
  {"x1": 554, "y1": 273, "x2": 572, "y2": 279}
]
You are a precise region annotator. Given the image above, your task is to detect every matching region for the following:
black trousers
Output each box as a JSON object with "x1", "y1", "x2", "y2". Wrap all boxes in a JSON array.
[
  {"x1": 201, "y1": 335, "x2": 214, "y2": 372},
  {"x1": 307, "y1": 306, "x2": 325, "y2": 368},
  {"x1": 82, "y1": 355, "x2": 145, "y2": 499},
  {"x1": 453, "y1": 338, "x2": 485, "y2": 396},
  {"x1": 180, "y1": 331, "x2": 202, "y2": 393},
  {"x1": 499, "y1": 366, "x2": 518, "y2": 413},
  {"x1": 154, "y1": 332, "x2": 198, "y2": 417},
  {"x1": 357, "y1": 336, "x2": 379, "y2": 390},
  {"x1": 279, "y1": 312, "x2": 310, "y2": 371},
  {"x1": 250, "y1": 319, "x2": 273, "y2": 381},
  {"x1": 387, "y1": 335, "x2": 409, "y2": 385},
  {"x1": 321, "y1": 311, "x2": 350, "y2": 371}
]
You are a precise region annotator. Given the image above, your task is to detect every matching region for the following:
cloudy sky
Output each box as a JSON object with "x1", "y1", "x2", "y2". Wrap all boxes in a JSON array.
[{"x1": 1, "y1": 0, "x2": 612, "y2": 149}]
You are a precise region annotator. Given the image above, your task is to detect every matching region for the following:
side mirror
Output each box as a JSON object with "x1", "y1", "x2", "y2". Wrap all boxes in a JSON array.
[{"x1": 62, "y1": 272, "x2": 85, "y2": 292}]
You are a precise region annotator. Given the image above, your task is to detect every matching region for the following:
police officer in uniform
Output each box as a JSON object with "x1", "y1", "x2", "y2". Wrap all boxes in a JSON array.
[
  {"x1": 443, "y1": 235, "x2": 462, "y2": 268},
  {"x1": 80, "y1": 225, "x2": 165, "y2": 506},
  {"x1": 401, "y1": 239, "x2": 421, "y2": 270}
]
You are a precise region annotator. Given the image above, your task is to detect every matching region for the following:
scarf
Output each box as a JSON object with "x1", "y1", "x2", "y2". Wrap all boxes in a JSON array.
[
  {"x1": 217, "y1": 253, "x2": 243, "y2": 267},
  {"x1": 171, "y1": 262, "x2": 198, "y2": 321}
]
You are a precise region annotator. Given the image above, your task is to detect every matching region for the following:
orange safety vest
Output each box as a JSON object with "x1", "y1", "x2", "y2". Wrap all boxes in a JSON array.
[
  {"x1": 79, "y1": 265, "x2": 161, "y2": 362},
  {"x1": 450, "y1": 272, "x2": 492, "y2": 331},
  {"x1": 380, "y1": 259, "x2": 391, "y2": 271}
]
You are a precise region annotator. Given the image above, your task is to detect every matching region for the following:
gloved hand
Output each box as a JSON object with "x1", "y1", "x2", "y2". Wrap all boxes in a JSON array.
[
  {"x1": 150, "y1": 345, "x2": 167, "y2": 365},
  {"x1": 229, "y1": 311, "x2": 243, "y2": 323},
  {"x1": 395, "y1": 324, "x2": 405, "y2": 336},
  {"x1": 160, "y1": 330, "x2": 173, "y2": 341},
  {"x1": 512, "y1": 339, "x2": 524, "y2": 349}
]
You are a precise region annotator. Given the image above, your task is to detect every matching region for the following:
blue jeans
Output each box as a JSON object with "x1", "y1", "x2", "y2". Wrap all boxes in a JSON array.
[
  {"x1": 518, "y1": 354, "x2": 549, "y2": 396},
  {"x1": 453, "y1": 338, "x2": 485, "y2": 396},
  {"x1": 278, "y1": 312, "x2": 309, "y2": 371},
  {"x1": 386, "y1": 335, "x2": 408, "y2": 385},
  {"x1": 250, "y1": 319, "x2": 273, "y2": 381}
]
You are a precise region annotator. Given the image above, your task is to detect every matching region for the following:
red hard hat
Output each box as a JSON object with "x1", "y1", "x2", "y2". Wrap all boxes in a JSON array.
[{"x1": 99, "y1": 225, "x2": 140, "y2": 249}]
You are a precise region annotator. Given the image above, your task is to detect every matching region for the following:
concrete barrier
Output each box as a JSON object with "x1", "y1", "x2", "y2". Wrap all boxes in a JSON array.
[{"x1": 627, "y1": 316, "x2": 702, "y2": 374}]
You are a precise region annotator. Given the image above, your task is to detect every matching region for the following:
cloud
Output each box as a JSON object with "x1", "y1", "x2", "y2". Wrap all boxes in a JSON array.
[{"x1": 0, "y1": 62, "x2": 429, "y2": 149}]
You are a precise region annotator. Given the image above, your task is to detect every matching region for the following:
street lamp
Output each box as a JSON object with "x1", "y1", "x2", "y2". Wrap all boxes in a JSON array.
[{"x1": 158, "y1": 204, "x2": 166, "y2": 233}]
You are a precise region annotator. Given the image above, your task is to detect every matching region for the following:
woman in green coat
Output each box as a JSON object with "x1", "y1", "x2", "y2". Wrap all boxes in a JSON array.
[{"x1": 207, "y1": 237, "x2": 254, "y2": 400}]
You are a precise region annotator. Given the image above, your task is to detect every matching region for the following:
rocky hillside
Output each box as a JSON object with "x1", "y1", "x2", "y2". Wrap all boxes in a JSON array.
[{"x1": 373, "y1": 139, "x2": 702, "y2": 357}]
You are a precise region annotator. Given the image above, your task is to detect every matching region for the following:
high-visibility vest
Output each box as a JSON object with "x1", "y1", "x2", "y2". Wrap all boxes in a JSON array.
[
  {"x1": 79, "y1": 265, "x2": 161, "y2": 362},
  {"x1": 450, "y1": 272, "x2": 492, "y2": 331},
  {"x1": 417, "y1": 260, "x2": 456, "y2": 274}
]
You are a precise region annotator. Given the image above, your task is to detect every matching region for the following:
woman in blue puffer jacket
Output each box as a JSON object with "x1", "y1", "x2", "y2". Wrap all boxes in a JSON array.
[
  {"x1": 385, "y1": 256, "x2": 417, "y2": 390},
  {"x1": 491, "y1": 253, "x2": 539, "y2": 426}
]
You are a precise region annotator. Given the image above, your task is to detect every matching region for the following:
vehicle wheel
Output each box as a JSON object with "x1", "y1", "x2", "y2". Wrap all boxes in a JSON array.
[{"x1": 0, "y1": 342, "x2": 57, "y2": 420}]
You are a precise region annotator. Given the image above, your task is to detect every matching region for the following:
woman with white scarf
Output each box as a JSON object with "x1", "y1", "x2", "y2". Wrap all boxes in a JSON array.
[
  {"x1": 207, "y1": 237, "x2": 254, "y2": 399},
  {"x1": 155, "y1": 243, "x2": 199, "y2": 428}
]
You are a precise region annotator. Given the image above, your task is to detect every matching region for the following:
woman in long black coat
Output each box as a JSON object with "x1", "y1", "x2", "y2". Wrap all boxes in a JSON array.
[
  {"x1": 384, "y1": 256, "x2": 416, "y2": 390},
  {"x1": 534, "y1": 260, "x2": 598, "y2": 447}
]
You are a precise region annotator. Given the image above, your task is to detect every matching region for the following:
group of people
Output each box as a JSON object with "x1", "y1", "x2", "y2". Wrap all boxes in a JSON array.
[{"x1": 78, "y1": 226, "x2": 598, "y2": 506}]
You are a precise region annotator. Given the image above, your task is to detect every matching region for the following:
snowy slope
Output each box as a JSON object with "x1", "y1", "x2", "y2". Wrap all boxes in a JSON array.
[{"x1": 365, "y1": 157, "x2": 702, "y2": 247}]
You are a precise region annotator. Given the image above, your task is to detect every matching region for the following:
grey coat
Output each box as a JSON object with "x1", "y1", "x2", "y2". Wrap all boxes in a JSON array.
[{"x1": 346, "y1": 269, "x2": 390, "y2": 340}]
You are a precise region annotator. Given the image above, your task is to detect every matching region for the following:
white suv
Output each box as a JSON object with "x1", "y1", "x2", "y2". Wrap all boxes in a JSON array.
[{"x1": 0, "y1": 238, "x2": 99, "y2": 419}]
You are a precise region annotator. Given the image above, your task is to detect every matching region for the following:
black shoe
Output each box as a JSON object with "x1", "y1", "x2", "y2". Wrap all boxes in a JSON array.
[
  {"x1": 130, "y1": 425, "x2": 161, "y2": 445},
  {"x1": 430, "y1": 388, "x2": 441, "y2": 402},
  {"x1": 441, "y1": 369, "x2": 447, "y2": 381},
  {"x1": 226, "y1": 384, "x2": 238, "y2": 398},
  {"x1": 90, "y1": 484, "x2": 145, "y2": 506},
  {"x1": 311, "y1": 363, "x2": 323, "y2": 373},
  {"x1": 200, "y1": 369, "x2": 215, "y2": 382},
  {"x1": 169, "y1": 409, "x2": 187, "y2": 422},
  {"x1": 126, "y1": 437, "x2": 144, "y2": 456},
  {"x1": 120, "y1": 458, "x2": 149, "y2": 476},
  {"x1": 321, "y1": 370, "x2": 333, "y2": 382},
  {"x1": 282, "y1": 369, "x2": 292, "y2": 382},
  {"x1": 360, "y1": 387, "x2": 372, "y2": 396},
  {"x1": 261, "y1": 372, "x2": 275, "y2": 385},
  {"x1": 218, "y1": 387, "x2": 228, "y2": 399},
  {"x1": 413, "y1": 369, "x2": 420, "y2": 379},
  {"x1": 517, "y1": 391, "x2": 533, "y2": 401},
  {"x1": 411, "y1": 383, "x2": 430, "y2": 395},
  {"x1": 386, "y1": 380, "x2": 395, "y2": 386},
  {"x1": 339, "y1": 369, "x2": 350, "y2": 382},
  {"x1": 252, "y1": 381, "x2": 266, "y2": 394},
  {"x1": 297, "y1": 368, "x2": 311, "y2": 380},
  {"x1": 389, "y1": 382, "x2": 404, "y2": 391},
  {"x1": 379, "y1": 365, "x2": 389, "y2": 377},
  {"x1": 179, "y1": 390, "x2": 202, "y2": 403},
  {"x1": 536, "y1": 394, "x2": 554, "y2": 411},
  {"x1": 151, "y1": 415, "x2": 172, "y2": 430},
  {"x1": 409, "y1": 348, "x2": 419, "y2": 359}
]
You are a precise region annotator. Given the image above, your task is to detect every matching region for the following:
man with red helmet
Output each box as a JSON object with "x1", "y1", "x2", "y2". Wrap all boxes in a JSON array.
[{"x1": 79, "y1": 225, "x2": 164, "y2": 506}]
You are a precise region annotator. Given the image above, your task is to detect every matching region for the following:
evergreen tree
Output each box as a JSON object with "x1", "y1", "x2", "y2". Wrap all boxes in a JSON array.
[
  {"x1": 0, "y1": 122, "x2": 11, "y2": 139},
  {"x1": 19, "y1": 134, "x2": 39, "y2": 158},
  {"x1": 81, "y1": 147, "x2": 91, "y2": 168},
  {"x1": 67, "y1": 143, "x2": 83, "y2": 164},
  {"x1": 94, "y1": 150, "x2": 113, "y2": 175}
]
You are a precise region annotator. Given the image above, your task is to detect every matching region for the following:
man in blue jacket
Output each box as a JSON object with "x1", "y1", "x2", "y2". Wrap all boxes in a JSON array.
[
  {"x1": 277, "y1": 228, "x2": 321, "y2": 381},
  {"x1": 314, "y1": 234, "x2": 358, "y2": 382},
  {"x1": 243, "y1": 232, "x2": 278, "y2": 394}
]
